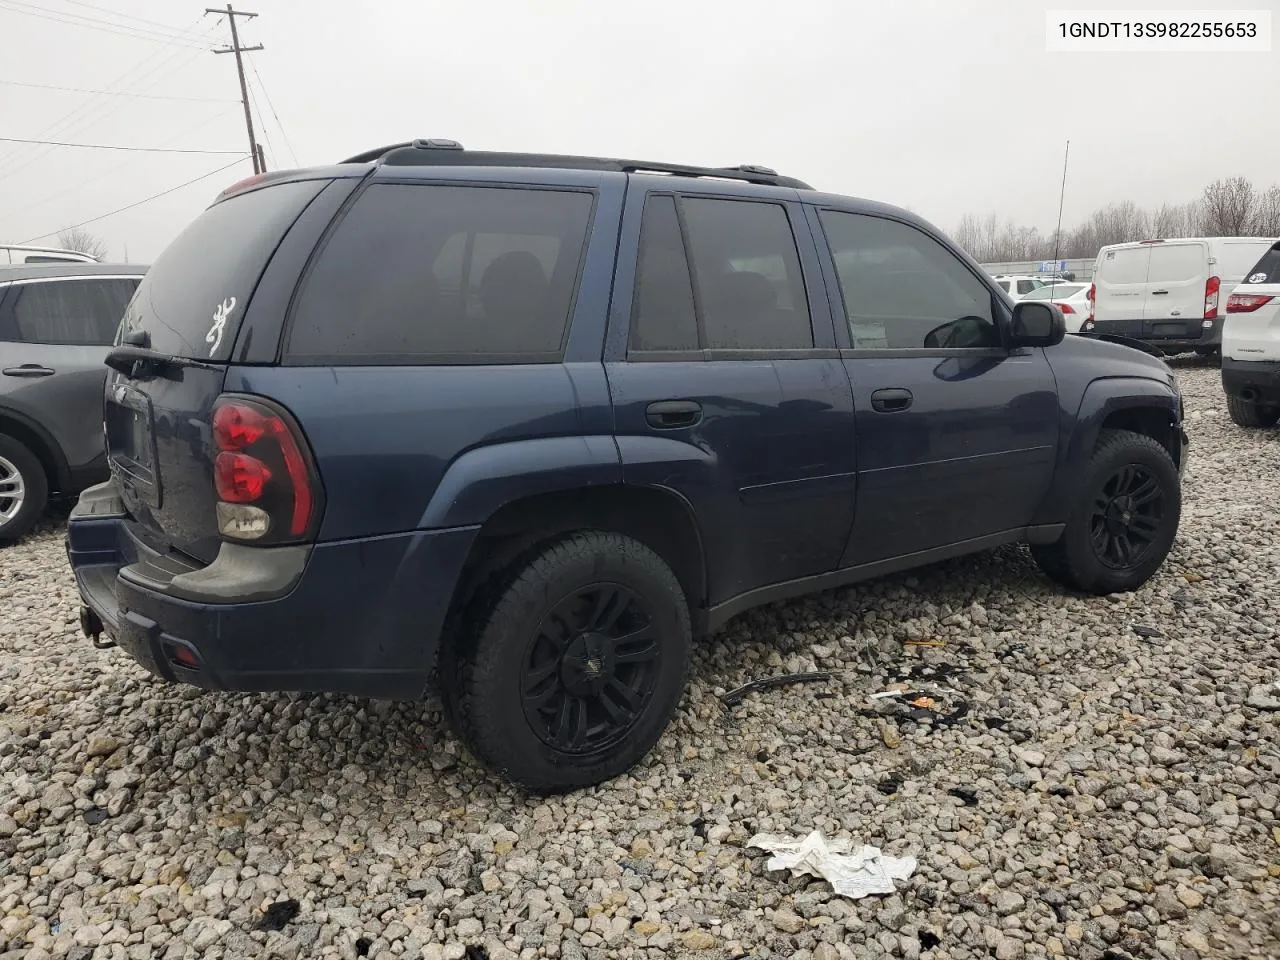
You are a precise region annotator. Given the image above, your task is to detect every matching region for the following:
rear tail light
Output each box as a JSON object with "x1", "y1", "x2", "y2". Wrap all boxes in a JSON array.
[
  {"x1": 1058, "y1": 303, "x2": 1075, "y2": 314},
  {"x1": 1227, "y1": 293, "x2": 1275, "y2": 313},
  {"x1": 1087, "y1": 283, "x2": 1095, "y2": 322},
  {"x1": 211, "y1": 396, "x2": 322, "y2": 543},
  {"x1": 1204, "y1": 276, "x2": 1220, "y2": 319}
]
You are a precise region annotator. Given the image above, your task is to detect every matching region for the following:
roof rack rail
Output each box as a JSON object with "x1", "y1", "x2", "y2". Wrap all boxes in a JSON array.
[{"x1": 338, "y1": 139, "x2": 813, "y2": 189}]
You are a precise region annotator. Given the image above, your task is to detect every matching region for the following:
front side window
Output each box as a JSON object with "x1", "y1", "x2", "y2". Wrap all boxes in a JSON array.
[
  {"x1": 6, "y1": 278, "x2": 138, "y2": 345},
  {"x1": 820, "y1": 211, "x2": 1000, "y2": 350},
  {"x1": 288, "y1": 183, "x2": 595, "y2": 362}
]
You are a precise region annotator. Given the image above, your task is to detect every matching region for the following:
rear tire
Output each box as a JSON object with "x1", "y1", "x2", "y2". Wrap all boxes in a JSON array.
[
  {"x1": 1032, "y1": 429, "x2": 1180, "y2": 595},
  {"x1": 442, "y1": 531, "x2": 691, "y2": 793},
  {"x1": 0, "y1": 434, "x2": 48, "y2": 544},
  {"x1": 1226, "y1": 395, "x2": 1280, "y2": 429}
]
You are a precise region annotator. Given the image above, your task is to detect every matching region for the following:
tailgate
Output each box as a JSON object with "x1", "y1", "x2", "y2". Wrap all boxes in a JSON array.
[{"x1": 105, "y1": 177, "x2": 330, "y2": 563}]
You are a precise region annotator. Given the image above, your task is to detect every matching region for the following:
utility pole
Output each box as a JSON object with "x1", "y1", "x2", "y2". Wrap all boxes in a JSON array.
[{"x1": 207, "y1": 5, "x2": 264, "y2": 173}]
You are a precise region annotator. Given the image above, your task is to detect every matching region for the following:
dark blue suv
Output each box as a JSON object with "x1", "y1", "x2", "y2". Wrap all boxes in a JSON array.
[{"x1": 67, "y1": 140, "x2": 1189, "y2": 791}]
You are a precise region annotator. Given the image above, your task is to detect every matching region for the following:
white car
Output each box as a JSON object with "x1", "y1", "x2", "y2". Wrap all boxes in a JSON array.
[
  {"x1": 1018, "y1": 282, "x2": 1091, "y2": 332},
  {"x1": 990, "y1": 274, "x2": 1046, "y2": 299},
  {"x1": 0, "y1": 244, "x2": 98, "y2": 265},
  {"x1": 1086, "y1": 236, "x2": 1277, "y2": 356},
  {"x1": 1222, "y1": 240, "x2": 1280, "y2": 427}
]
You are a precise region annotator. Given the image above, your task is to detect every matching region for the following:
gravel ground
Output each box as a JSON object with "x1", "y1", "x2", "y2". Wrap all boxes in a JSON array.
[{"x1": 1, "y1": 360, "x2": 1277, "y2": 960}]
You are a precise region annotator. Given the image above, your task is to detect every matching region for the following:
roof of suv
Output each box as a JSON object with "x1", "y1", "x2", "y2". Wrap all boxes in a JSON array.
[
  {"x1": 339, "y1": 138, "x2": 816, "y2": 190},
  {"x1": 0, "y1": 263, "x2": 148, "y2": 282}
]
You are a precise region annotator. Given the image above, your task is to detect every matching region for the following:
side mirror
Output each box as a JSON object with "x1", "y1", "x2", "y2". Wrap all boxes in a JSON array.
[{"x1": 1009, "y1": 300, "x2": 1066, "y2": 348}]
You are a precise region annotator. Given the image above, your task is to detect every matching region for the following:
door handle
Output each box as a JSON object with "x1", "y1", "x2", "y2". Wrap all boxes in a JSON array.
[
  {"x1": 2, "y1": 364, "x2": 55, "y2": 377},
  {"x1": 870, "y1": 387, "x2": 913, "y2": 413},
  {"x1": 646, "y1": 399, "x2": 702, "y2": 429},
  {"x1": 1151, "y1": 290, "x2": 1169, "y2": 295}
]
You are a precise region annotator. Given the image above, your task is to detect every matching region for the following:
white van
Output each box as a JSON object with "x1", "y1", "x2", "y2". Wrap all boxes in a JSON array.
[
  {"x1": 0, "y1": 244, "x2": 98, "y2": 265},
  {"x1": 1084, "y1": 237, "x2": 1277, "y2": 356}
]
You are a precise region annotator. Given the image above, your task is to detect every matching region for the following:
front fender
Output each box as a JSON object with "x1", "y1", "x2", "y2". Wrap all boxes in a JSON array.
[
  {"x1": 418, "y1": 435, "x2": 622, "y2": 529},
  {"x1": 1032, "y1": 376, "x2": 1180, "y2": 526}
]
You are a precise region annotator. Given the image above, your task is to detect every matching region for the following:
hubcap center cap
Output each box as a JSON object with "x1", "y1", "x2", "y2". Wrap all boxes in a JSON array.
[
  {"x1": 1105, "y1": 496, "x2": 1135, "y2": 534},
  {"x1": 561, "y1": 632, "x2": 615, "y2": 695}
]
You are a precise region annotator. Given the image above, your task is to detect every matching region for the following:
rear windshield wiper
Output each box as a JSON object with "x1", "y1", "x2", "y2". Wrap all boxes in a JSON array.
[{"x1": 105, "y1": 345, "x2": 222, "y2": 377}]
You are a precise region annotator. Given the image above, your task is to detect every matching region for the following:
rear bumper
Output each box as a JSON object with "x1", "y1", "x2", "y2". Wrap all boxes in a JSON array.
[
  {"x1": 1084, "y1": 317, "x2": 1222, "y2": 353},
  {"x1": 1222, "y1": 358, "x2": 1280, "y2": 406},
  {"x1": 66, "y1": 481, "x2": 479, "y2": 700}
]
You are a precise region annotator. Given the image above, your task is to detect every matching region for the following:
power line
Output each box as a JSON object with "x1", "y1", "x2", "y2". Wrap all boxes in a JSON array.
[
  {"x1": 20, "y1": 156, "x2": 251, "y2": 243},
  {"x1": 0, "y1": 19, "x2": 221, "y2": 176},
  {"x1": 0, "y1": 15, "x2": 212, "y2": 171},
  {"x1": 50, "y1": 0, "x2": 193, "y2": 32},
  {"x1": 0, "y1": 135, "x2": 245, "y2": 155},
  {"x1": 5, "y1": 106, "x2": 242, "y2": 221},
  {"x1": 0, "y1": 0, "x2": 210, "y2": 47},
  {"x1": 0, "y1": 78, "x2": 236, "y2": 103},
  {"x1": 248, "y1": 60, "x2": 299, "y2": 167}
]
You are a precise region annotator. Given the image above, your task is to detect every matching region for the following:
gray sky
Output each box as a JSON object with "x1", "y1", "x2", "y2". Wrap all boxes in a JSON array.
[{"x1": 1, "y1": 0, "x2": 1276, "y2": 262}]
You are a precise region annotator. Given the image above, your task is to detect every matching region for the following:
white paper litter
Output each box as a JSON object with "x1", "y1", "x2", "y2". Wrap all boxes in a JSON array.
[{"x1": 747, "y1": 830, "x2": 917, "y2": 899}]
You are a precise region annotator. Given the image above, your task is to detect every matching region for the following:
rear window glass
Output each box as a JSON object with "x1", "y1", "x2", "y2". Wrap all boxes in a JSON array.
[
  {"x1": 287, "y1": 183, "x2": 594, "y2": 363},
  {"x1": 1021, "y1": 283, "x2": 1085, "y2": 300},
  {"x1": 5, "y1": 278, "x2": 138, "y2": 345},
  {"x1": 1241, "y1": 245, "x2": 1280, "y2": 285},
  {"x1": 127, "y1": 179, "x2": 325, "y2": 359},
  {"x1": 1146, "y1": 244, "x2": 1204, "y2": 283},
  {"x1": 1099, "y1": 247, "x2": 1150, "y2": 284}
]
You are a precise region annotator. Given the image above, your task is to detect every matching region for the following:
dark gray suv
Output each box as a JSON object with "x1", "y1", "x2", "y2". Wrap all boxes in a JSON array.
[{"x1": 0, "y1": 263, "x2": 146, "y2": 540}]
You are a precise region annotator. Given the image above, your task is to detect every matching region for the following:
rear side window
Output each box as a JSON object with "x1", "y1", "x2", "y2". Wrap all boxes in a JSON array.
[
  {"x1": 1016, "y1": 279, "x2": 1039, "y2": 294},
  {"x1": 1146, "y1": 244, "x2": 1204, "y2": 283},
  {"x1": 3, "y1": 278, "x2": 138, "y2": 345},
  {"x1": 630, "y1": 195, "x2": 699, "y2": 352},
  {"x1": 820, "y1": 211, "x2": 999, "y2": 350},
  {"x1": 1241, "y1": 245, "x2": 1280, "y2": 285},
  {"x1": 680, "y1": 198, "x2": 813, "y2": 349},
  {"x1": 128, "y1": 179, "x2": 325, "y2": 359},
  {"x1": 287, "y1": 183, "x2": 594, "y2": 363}
]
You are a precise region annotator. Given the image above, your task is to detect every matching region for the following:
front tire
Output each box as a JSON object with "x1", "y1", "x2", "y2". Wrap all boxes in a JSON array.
[
  {"x1": 1226, "y1": 395, "x2": 1280, "y2": 429},
  {"x1": 443, "y1": 532, "x2": 691, "y2": 792},
  {"x1": 1032, "y1": 429, "x2": 1180, "y2": 595},
  {"x1": 0, "y1": 434, "x2": 48, "y2": 544}
]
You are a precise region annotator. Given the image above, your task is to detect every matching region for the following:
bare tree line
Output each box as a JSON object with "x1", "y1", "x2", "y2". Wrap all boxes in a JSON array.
[
  {"x1": 953, "y1": 177, "x2": 1280, "y2": 263},
  {"x1": 57, "y1": 227, "x2": 110, "y2": 260}
]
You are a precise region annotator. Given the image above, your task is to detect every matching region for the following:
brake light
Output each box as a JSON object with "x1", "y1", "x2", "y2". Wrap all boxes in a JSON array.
[
  {"x1": 1204, "y1": 276, "x2": 1220, "y2": 319},
  {"x1": 1227, "y1": 293, "x2": 1276, "y2": 313},
  {"x1": 214, "y1": 453, "x2": 272, "y2": 501},
  {"x1": 211, "y1": 396, "x2": 322, "y2": 542},
  {"x1": 1058, "y1": 303, "x2": 1075, "y2": 314},
  {"x1": 1087, "y1": 283, "x2": 1095, "y2": 322}
]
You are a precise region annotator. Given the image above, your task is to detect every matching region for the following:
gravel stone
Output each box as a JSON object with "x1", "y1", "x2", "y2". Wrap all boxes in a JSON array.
[{"x1": 1, "y1": 362, "x2": 1277, "y2": 959}]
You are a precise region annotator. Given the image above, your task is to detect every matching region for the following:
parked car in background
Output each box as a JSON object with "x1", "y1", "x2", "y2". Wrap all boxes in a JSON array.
[
  {"x1": 0, "y1": 263, "x2": 146, "y2": 540},
  {"x1": 991, "y1": 274, "x2": 1047, "y2": 298},
  {"x1": 1, "y1": 244, "x2": 99, "y2": 265},
  {"x1": 1019, "y1": 282, "x2": 1091, "y2": 332},
  {"x1": 67, "y1": 141, "x2": 1187, "y2": 791},
  {"x1": 1084, "y1": 237, "x2": 1278, "y2": 356},
  {"x1": 1221, "y1": 240, "x2": 1280, "y2": 427}
]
